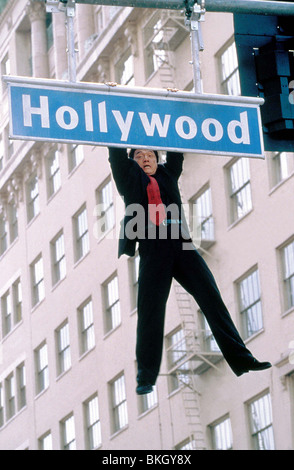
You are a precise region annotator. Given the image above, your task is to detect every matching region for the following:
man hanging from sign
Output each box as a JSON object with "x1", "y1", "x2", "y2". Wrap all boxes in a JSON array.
[{"x1": 108, "y1": 146, "x2": 271, "y2": 395}]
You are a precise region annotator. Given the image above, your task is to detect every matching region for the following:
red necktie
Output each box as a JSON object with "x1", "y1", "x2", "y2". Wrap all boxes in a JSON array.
[{"x1": 146, "y1": 176, "x2": 166, "y2": 226}]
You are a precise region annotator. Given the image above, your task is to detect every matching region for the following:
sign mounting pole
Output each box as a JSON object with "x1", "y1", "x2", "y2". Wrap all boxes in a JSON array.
[
  {"x1": 46, "y1": 0, "x2": 77, "y2": 82},
  {"x1": 66, "y1": 0, "x2": 77, "y2": 82},
  {"x1": 185, "y1": 1, "x2": 205, "y2": 94}
]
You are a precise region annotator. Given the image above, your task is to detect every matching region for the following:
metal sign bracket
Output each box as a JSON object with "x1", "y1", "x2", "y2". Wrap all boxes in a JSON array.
[
  {"x1": 46, "y1": 0, "x2": 77, "y2": 82},
  {"x1": 185, "y1": 1, "x2": 205, "y2": 93}
]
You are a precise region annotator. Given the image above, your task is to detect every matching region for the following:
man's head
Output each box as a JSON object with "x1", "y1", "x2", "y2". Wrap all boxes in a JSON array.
[{"x1": 129, "y1": 148, "x2": 159, "y2": 176}]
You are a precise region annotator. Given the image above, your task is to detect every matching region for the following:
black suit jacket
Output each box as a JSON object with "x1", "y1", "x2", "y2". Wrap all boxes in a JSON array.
[{"x1": 108, "y1": 147, "x2": 190, "y2": 257}]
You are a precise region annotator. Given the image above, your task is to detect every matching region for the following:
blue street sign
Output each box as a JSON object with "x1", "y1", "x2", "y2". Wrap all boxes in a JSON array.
[{"x1": 5, "y1": 77, "x2": 264, "y2": 158}]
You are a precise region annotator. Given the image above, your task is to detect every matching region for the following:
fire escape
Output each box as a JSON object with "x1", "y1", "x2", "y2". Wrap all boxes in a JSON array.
[
  {"x1": 166, "y1": 283, "x2": 223, "y2": 450},
  {"x1": 145, "y1": 9, "x2": 189, "y2": 88}
]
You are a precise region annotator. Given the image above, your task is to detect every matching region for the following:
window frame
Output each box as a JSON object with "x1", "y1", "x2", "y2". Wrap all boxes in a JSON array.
[
  {"x1": 227, "y1": 158, "x2": 253, "y2": 225},
  {"x1": 73, "y1": 205, "x2": 89, "y2": 262},
  {"x1": 31, "y1": 255, "x2": 45, "y2": 307},
  {"x1": 236, "y1": 267, "x2": 263, "y2": 340}
]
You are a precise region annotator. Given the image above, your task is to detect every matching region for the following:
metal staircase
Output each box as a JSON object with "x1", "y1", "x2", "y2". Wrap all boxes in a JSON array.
[
  {"x1": 179, "y1": 376, "x2": 206, "y2": 450},
  {"x1": 148, "y1": 10, "x2": 189, "y2": 88},
  {"x1": 167, "y1": 282, "x2": 223, "y2": 450}
]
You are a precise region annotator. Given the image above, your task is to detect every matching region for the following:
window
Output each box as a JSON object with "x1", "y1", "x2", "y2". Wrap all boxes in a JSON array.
[
  {"x1": 139, "y1": 385, "x2": 158, "y2": 414},
  {"x1": 13, "y1": 278, "x2": 22, "y2": 325},
  {"x1": 1, "y1": 291, "x2": 12, "y2": 337},
  {"x1": 115, "y1": 48, "x2": 134, "y2": 86},
  {"x1": 191, "y1": 186, "x2": 214, "y2": 245},
  {"x1": 78, "y1": 298, "x2": 95, "y2": 355},
  {"x1": 5, "y1": 373, "x2": 15, "y2": 420},
  {"x1": 0, "y1": 135, "x2": 4, "y2": 171},
  {"x1": 47, "y1": 150, "x2": 61, "y2": 198},
  {"x1": 237, "y1": 269, "x2": 263, "y2": 339},
  {"x1": 1, "y1": 279, "x2": 22, "y2": 338},
  {"x1": 271, "y1": 152, "x2": 294, "y2": 187},
  {"x1": 201, "y1": 314, "x2": 220, "y2": 352},
  {"x1": 68, "y1": 144, "x2": 83, "y2": 173},
  {"x1": 281, "y1": 239, "x2": 294, "y2": 311},
  {"x1": 95, "y1": 179, "x2": 114, "y2": 239},
  {"x1": 35, "y1": 343, "x2": 49, "y2": 394},
  {"x1": 166, "y1": 328, "x2": 189, "y2": 392},
  {"x1": 219, "y1": 41, "x2": 240, "y2": 96},
  {"x1": 111, "y1": 374, "x2": 128, "y2": 433},
  {"x1": 39, "y1": 432, "x2": 53, "y2": 450},
  {"x1": 8, "y1": 203, "x2": 18, "y2": 243},
  {"x1": 211, "y1": 416, "x2": 233, "y2": 450},
  {"x1": 31, "y1": 255, "x2": 45, "y2": 307},
  {"x1": 46, "y1": 13, "x2": 53, "y2": 50},
  {"x1": 143, "y1": 13, "x2": 167, "y2": 79},
  {"x1": 56, "y1": 322, "x2": 71, "y2": 375},
  {"x1": 104, "y1": 275, "x2": 121, "y2": 333},
  {"x1": 129, "y1": 253, "x2": 139, "y2": 311},
  {"x1": 176, "y1": 438, "x2": 196, "y2": 450},
  {"x1": 16, "y1": 363, "x2": 26, "y2": 410},
  {"x1": 228, "y1": 158, "x2": 252, "y2": 223},
  {"x1": 51, "y1": 231, "x2": 66, "y2": 285},
  {"x1": 0, "y1": 211, "x2": 8, "y2": 255},
  {"x1": 1, "y1": 363, "x2": 27, "y2": 426},
  {"x1": 84, "y1": 395, "x2": 102, "y2": 449},
  {"x1": 61, "y1": 414, "x2": 76, "y2": 450},
  {"x1": 248, "y1": 393, "x2": 275, "y2": 450},
  {"x1": 0, "y1": 384, "x2": 4, "y2": 427},
  {"x1": 73, "y1": 205, "x2": 89, "y2": 262},
  {"x1": 27, "y1": 174, "x2": 40, "y2": 222}
]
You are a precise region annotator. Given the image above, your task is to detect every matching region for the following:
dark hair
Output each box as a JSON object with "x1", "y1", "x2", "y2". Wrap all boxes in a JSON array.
[{"x1": 129, "y1": 148, "x2": 159, "y2": 162}]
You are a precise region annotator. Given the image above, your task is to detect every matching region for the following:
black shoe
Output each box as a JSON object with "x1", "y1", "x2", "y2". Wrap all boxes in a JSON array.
[
  {"x1": 237, "y1": 359, "x2": 272, "y2": 377},
  {"x1": 136, "y1": 383, "x2": 153, "y2": 395}
]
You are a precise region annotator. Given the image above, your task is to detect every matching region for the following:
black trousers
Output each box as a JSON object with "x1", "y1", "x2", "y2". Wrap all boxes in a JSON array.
[{"x1": 136, "y1": 237, "x2": 254, "y2": 385}]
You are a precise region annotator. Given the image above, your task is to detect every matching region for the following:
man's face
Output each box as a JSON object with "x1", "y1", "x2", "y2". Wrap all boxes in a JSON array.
[{"x1": 133, "y1": 149, "x2": 158, "y2": 176}]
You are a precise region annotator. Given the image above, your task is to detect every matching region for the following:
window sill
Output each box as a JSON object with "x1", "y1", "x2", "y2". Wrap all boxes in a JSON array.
[
  {"x1": 0, "y1": 235, "x2": 19, "y2": 261},
  {"x1": 244, "y1": 328, "x2": 265, "y2": 345},
  {"x1": 56, "y1": 366, "x2": 72, "y2": 383},
  {"x1": 0, "y1": 320, "x2": 23, "y2": 345},
  {"x1": 281, "y1": 306, "x2": 294, "y2": 319},
  {"x1": 138, "y1": 403, "x2": 158, "y2": 420},
  {"x1": 0, "y1": 405, "x2": 27, "y2": 431},
  {"x1": 103, "y1": 322, "x2": 122, "y2": 341},
  {"x1": 79, "y1": 345, "x2": 96, "y2": 362},
  {"x1": 96, "y1": 225, "x2": 116, "y2": 245},
  {"x1": 269, "y1": 171, "x2": 294, "y2": 197},
  {"x1": 27, "y1": 211, "x2": 41, "y2": 229},
  {"x1": 35, "y1": 386, "x2": 49, "y2": 401},
  {"x1": 227, "y1": 208, "x2": 253, "y2": 231},
  {"x1": 73, "y1": 250, "x2": 90, "y2": 269},
  {"x1": 47, "y1": 186, "x2": 62, "y2": 206},
  {"x1": 68, "y1": 157, "x2": 84, "y2": 179},
  {"x1": 130, "y1": 307, "x2": 137, "y2": 317},
  {"x1": 51, "y1": 275, "x2": 67, "y2": 293},
  {"x1": 109, "y1": 424, "x2": 129, "y2": 441},
  {"x1": 31, "y1": 297, "x2": 46, "y2": 314}
]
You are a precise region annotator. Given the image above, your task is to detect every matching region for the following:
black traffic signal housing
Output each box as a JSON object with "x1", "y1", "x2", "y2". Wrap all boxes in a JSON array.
[{"x1": 234, "y1": 13, "x2": 294, "y2": 152}]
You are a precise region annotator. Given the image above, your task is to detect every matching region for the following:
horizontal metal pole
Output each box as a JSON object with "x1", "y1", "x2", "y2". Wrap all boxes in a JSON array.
[
  {"x1": 205, "y1": 0, "x2": 294, "y2": 15},
  {"x1": 73, "y1": 0, "x2": 294, "y2": 16}
]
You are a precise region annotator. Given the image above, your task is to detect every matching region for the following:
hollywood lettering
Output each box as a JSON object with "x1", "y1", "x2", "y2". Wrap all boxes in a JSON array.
[{"x1": 21, "y1": 92, "x2": 251, "y2": 147}]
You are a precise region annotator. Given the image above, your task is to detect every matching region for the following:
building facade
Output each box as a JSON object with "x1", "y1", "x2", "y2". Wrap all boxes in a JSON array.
[{"x1": 0, "y1": 0, "x2": 294, "y2": 450}]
